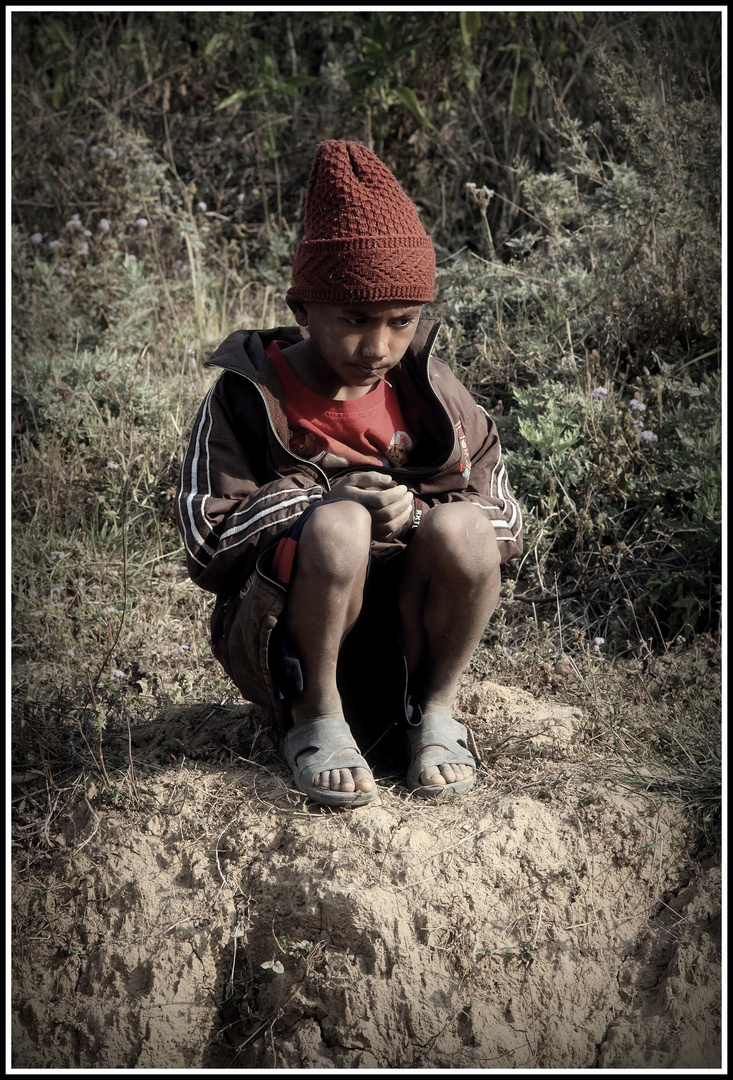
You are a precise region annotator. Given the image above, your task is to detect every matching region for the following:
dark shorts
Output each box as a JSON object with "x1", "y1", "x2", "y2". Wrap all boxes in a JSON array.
[{"x1": 211, "y1": 506, "x2": 409, "y2": 738}]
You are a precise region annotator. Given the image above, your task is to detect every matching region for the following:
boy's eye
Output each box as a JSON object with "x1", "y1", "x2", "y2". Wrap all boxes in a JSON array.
[{"x1": 341, "y1": 315, "x2": 416, "y2": 328}]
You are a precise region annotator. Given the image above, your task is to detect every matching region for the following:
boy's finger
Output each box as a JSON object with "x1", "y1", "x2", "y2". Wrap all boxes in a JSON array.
[
  {"x1": 369, "y1": 486, "x2": 408, "y2": 509},
  {"x1": 345, "y1": 471, "x2": 394, "y2": 488},
  {"x1": 371, "y1": 489, "x2": 411, "y2": 516}
]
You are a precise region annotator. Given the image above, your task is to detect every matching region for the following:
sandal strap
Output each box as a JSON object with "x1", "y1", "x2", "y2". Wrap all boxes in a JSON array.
[
  {"x1": 284, "y1": 717, "x2": 370, "y2": 780},
  {"x1": 407, "y1": 711, "x2": 476, "y2": 769}
]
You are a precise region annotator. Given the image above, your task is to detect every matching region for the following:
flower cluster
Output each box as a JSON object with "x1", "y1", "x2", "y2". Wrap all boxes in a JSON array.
[
  {"x1": 627, "y1": 398, "x2": 658, "y2": 443},
  {"x1": 465, "y1": 182, "x2": 495, "y2": 210},
  {"x1": 591, "y1": 388, "x2": 658, "y2": 444}
]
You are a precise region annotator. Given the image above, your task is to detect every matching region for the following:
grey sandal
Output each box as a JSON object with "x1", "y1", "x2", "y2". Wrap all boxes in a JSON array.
[
  {"x1": 283, "y1": 717, "x2": 378, "y2": 807},
  {"x1": 406, "y1": 712, "x2": 477, "y2": 799}
]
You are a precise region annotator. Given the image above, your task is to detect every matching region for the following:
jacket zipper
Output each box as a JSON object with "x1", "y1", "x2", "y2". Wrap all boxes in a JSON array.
[{"x1": 214, "y1": 367, "x2": 334, "y2": 491}]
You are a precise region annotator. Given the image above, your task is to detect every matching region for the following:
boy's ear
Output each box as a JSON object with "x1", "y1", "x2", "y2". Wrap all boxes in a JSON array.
[{"x1": 286, "y1": 297, "x2": 309, "y2": 327}]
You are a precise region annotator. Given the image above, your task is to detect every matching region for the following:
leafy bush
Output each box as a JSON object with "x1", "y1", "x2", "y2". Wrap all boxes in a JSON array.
[{"x1": 433, "y1": 26, "x2": 721, "y2": 646}]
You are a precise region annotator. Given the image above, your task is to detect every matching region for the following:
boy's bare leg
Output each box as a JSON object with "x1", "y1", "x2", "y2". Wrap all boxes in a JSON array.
[
  {"x1": 283, "y1": 501, "x2": 375, "y2": 794},
  {"x1": 399, "y1": 502, "x2": 502, "y2": 788}
]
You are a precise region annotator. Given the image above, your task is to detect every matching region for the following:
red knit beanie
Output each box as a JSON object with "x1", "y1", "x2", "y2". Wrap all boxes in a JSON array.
[{"x1": 288, "y1": 140, "x2": 435, "y2": 305}]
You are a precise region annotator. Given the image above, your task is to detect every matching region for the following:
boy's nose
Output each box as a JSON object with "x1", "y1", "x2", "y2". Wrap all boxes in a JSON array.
[{"x1": 361, "y1": 326, "x2": 390, "y2": 359}]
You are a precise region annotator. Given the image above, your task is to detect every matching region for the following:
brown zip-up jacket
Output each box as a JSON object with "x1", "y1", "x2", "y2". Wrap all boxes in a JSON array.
[{"x1": 176, "y1": 316, "x2": 522, "y2": 597}]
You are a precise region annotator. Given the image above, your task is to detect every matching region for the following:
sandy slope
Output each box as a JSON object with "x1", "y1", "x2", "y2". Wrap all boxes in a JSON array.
[{"x1": 11, "y1": 679, "x2": 721, "y2": 1069}]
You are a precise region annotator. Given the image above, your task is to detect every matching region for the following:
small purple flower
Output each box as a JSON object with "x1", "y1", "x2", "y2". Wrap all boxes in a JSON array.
[
  {"x1": 629, "y1": 399, "x2": 646, "y2": 412},
  {"x1": 591, "y1": 387, "x2": 608, "y2": 401},
  {"x1": 77, "y1": 242, "x2": 89, "y2": 254},
  {"x1": 89, "y1": 145, "x2": 98, "y2": 155},
  {"x1": 176, "y1": 645, "x2": 190, "y2": 656},
  {"x1": 73, "y1": 137, "x2": 86, "y2": 147},
  {"x1": 112, "y1": 669, "x2": 126, "y2": 678},
  {"x1": 31, "y1": 232, "x2": 43, "y2": 245},
  {"x1": 66, "y1": 214, "x2": 82, "y2": 230},
  {"x1": 83, "y1": 229, "x2": 92, "y2": 238},
  {"x1": 174, "y1": 260, "x2": 188, "y2": 276},
  {"x1": 29, "y1": 610, "x2": 45, "y2": 618},
  {"x1": 48, "y1": 239, "x2": 62, "y2": 250},
  {"x1": 593, "y1": 637, "x2": 605, "y2": 647},
  {"x1": 103, "y1": 147, "x2": 117, "y2": 159},
  {"x1": 98, "y1": 218, "x2": 111, "y2": 233},
  {"x1": 135, "y1": 217, "x2": 148, "y2": 229},
  {"x1": 639, "y1": 430, "x2": 658, "y2": 442},
  {"x1": 196, "y1": 201, "x2": 208, "y2": 212}
]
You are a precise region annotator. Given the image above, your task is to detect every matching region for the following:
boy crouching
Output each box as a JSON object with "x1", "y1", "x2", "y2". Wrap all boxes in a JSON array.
[{"x1": 177, "y1": 140, "x2": 522, "y2": 808}]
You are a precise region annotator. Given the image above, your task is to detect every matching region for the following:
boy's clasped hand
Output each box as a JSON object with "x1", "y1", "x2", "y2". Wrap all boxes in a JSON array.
[{"x1": 325, "y1": 472, "x2": 415, "y2": 542}]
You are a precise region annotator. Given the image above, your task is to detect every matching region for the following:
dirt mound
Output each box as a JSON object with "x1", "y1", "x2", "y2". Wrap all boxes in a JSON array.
[{"x1": 11, "y1": 680, "x2": 721, "y2": 1069}]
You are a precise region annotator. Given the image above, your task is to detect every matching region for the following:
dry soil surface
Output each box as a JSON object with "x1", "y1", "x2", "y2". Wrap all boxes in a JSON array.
[{"x1": 11, "y1": 678, "x2": 721, "y2": 1070}]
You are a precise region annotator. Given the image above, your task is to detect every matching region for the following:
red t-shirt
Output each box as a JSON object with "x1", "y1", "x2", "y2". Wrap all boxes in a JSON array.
[{"x1": 267, "y1": 341, "x2": 415, "y2": 473}]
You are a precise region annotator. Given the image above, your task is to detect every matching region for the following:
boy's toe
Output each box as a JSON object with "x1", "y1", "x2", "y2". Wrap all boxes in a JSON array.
[
  {"x1": 420, "y1": 762, "x2": 448, "y2": 787},
  {"x1": 420, "y1": 757, "x2": 474, "y2": 787},
  {"x1": 336, "y1": 769, "x2": 355, "y2": 792},
  {"x1": 313, "y1": 766, "x2": 376, "y2": 792}
]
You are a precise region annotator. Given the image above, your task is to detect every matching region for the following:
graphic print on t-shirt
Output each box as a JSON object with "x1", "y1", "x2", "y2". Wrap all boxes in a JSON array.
[
  {"x1": 267, "y1": 341, "x2": 415, "y2": 473},
  {"x1": 289, "y1": 423, "x2": 414, "y2": 470}
]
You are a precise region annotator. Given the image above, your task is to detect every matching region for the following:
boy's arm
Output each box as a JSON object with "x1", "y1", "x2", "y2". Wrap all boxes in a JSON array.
[{"x1": 176, "y1": 381, "x2": 324, "y2": 594}]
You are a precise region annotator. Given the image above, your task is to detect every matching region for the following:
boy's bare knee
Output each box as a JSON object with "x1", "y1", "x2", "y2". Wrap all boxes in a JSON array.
[
  {"x1": 420, "y1": 501, "x2": 495, "y2": 544},
  {"x1": 305, "y1": 498, "x2": 372, "y2": 539},
  {"x1": 414, "y1": 502, "x2": 499, "y2": 575},
  {"x1": 297, "y1": 500, "x2": 371, "y2": 577}
]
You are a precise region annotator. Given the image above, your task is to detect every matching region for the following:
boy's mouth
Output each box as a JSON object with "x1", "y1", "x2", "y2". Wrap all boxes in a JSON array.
[{"x1": 355, "y1": 364, "x2": 393, "y2": 386}]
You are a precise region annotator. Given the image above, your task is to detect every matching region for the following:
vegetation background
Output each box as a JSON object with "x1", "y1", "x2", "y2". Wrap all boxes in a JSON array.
[{"x1": 11, "y1": 11, "x2": 722, "y2": 859}]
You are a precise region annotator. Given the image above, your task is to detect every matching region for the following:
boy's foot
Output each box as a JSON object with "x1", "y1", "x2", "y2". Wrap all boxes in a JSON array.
[
  {"x1": 406, "y1": 712, "x2": 476, "y2": 798},
  {"x1": 415, "y1": 756, "x2": 474, "y2": 790},
  {"x1": 284, "y1": 716, "x2": 377, "y2": 806}
]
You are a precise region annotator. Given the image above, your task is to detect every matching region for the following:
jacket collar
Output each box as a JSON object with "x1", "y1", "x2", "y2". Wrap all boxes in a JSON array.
[
  {"x1": 205, "y1": 317, "x2": 445, "y2": 456},
  {"x1": 205, "y1": 316, "x2": 443, "y2": 381}
]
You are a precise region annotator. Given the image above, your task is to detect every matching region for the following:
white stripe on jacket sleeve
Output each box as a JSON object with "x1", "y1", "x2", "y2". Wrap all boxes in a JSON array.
[{"x1": 178, "y1": 385, "x2": 321, "y2": 569}]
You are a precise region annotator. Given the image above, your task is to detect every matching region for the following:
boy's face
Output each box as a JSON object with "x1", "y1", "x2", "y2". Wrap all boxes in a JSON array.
[{"x1": 287, "y1": 300, "x2": 422, "y2": 400}]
